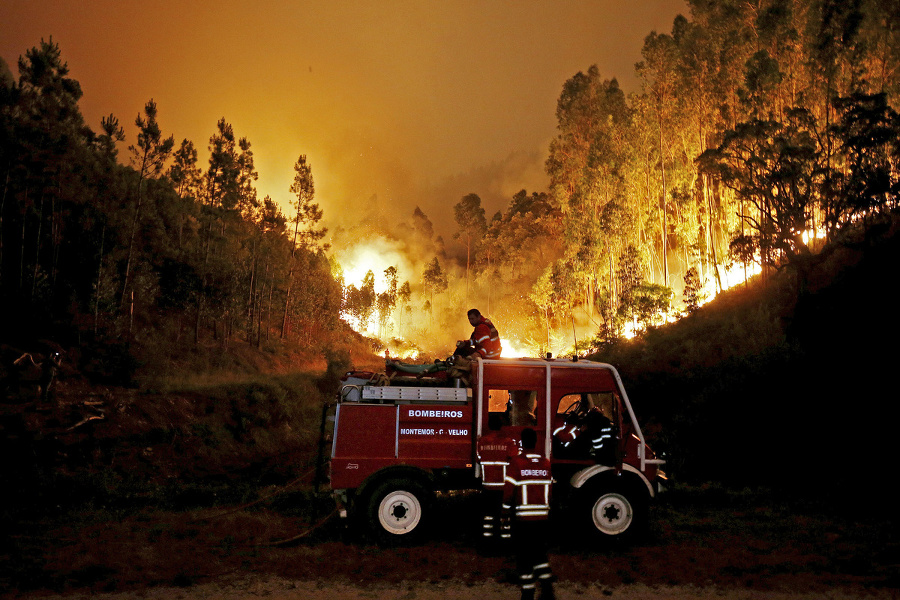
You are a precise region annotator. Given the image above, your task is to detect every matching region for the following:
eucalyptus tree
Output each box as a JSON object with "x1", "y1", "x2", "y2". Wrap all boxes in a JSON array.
[
  {"x1": 682, "y1": 266, "x2": 704, "y2": 314},
  {"x1": 670, "y1": 14, "x2": 730, "y2": 291},
  {"x1": 860, "y1": 2, "x2": 900, "y2": 100},
  {"x1": 529, "y1": 267, "x2": 555, "y2": 353},
  {"x1": 397, "y1": 279, "x2": 412, "y2": 336},
  {"x1": 422, "y1": 256, "x2": 447, "y2": 328},
  {"x1": 345, "y1": 269, "x2": 376, "y2": 332},
  {"x1": 698, "y1": 107, "x2": 828, "y2": 291},
  {"x1": 376, "y1": 265, "x2": 399, "y2": 338},
  {"x1": 411, "y1": 205, "x2": 435, "y2": 248},
  {"x1": 546, "y1": 69, "x2": 632, "y2": 311},
  {"x1": 453, "y1": 193, "x2": 487, "y2": 302},
  {"x1": 830, "y1": 92, "x2": 900, "y2": 227},
  {"x1": 637, "y1": 31, "x2": 681, "y2": 287}
]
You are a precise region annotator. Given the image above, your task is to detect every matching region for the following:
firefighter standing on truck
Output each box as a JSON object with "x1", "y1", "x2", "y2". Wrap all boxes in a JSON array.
[{"x1": 503, "y1": 428, "x2": 555, "y2": 600}]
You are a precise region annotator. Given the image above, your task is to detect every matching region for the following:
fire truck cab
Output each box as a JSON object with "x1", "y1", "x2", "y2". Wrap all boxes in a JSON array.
[{"x1": 328, "y1": 357, "x2": 665, "y2": 544}]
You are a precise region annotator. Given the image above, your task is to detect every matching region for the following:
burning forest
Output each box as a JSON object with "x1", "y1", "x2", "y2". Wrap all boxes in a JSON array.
[{"x1": 1, "y1": 1, "x2": 899, "y2": 369}]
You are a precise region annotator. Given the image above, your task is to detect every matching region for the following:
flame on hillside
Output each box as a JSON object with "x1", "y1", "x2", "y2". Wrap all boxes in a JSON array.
[
  {"x1": 334, "y1": 237, "x2": 417, "y2": 335},
  {"x1": 331, "y1": 226, "x2": 814, "y2": 360}
]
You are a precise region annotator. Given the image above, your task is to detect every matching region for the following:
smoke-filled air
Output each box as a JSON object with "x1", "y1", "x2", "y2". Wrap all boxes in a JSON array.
[{"x1": 2, "y1": 0, "x2": 899, "y2": 364}]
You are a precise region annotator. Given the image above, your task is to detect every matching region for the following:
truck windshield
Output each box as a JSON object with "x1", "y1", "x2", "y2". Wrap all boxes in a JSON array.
[{"x1": 557, "y1": 392, "x2": 615, "y2": 421}]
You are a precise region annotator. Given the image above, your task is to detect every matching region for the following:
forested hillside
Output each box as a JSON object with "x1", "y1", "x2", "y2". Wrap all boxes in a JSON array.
[
  {"x1": 0, "y1": 42, "x2": 345, "y2": 379},
  {"x1": 531, "y1": 0, "x2": 900, "y2": 343}
]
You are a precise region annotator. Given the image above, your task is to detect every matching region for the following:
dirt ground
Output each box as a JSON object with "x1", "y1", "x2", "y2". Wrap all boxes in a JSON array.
[
  {"x1": 3, "y1": 486, "x2": 898, "y2": 600},
  {"x1": 2, "y1": 360, "x2": 897, "y2": 600},
  {"x1": 13, "y1": 577, "x2": 899, "y2": 600}
]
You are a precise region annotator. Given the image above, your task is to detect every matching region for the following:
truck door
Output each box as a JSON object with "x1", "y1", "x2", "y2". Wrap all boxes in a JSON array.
[{"x1": 551, "y1": 391, "x2": 619, "y2": 466}]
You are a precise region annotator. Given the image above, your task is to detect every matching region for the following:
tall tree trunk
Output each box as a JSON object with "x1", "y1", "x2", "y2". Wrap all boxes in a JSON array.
[
  {"x1": 18, "y1": 186, "x2": 28, "y2": 294},
  {"x1": 93, "y1": 223, "x2": 106, "y2": 336},
  {"x1": 282, "y1": 201, "x2": 303, "y2": 339},
  {"x1": 30, "y1": 190, "x2": 44, "y2": 303},
  {"x1": 0, "y1": 166, "x2": 9, "y2": 287},
  {"x1": 120, "y1": 171, "x2": 145, "y2": 308},
  {"x1": 50, "y1": 179, "x2": 62, "y2": 299},
  {"x1": 246, "y1": 234, "x2": 257, "y2": 343},
  {"x1": 266, "y1": 271, "x2": 274, "y2": 342},
  {"x1": 658, "y1": 110, "x2": 669, "y2": 288},
  {"x1": 704, "y1": 174, "x2": 723, "y2": 293},
  {"x1": 465, "y1": 237, "x2": 471, "y2": 304},
  {"x1": 195, "y1": 209, "x2": 214, "y2": 345},
  {"x1": 281, "y1": 266, "x2": 294, "y2": 339}
]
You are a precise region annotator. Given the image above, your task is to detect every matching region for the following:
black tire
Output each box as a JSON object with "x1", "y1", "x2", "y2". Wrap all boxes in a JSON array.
[
  {"x1": 365, "y1": 477, "x2": 432, "y2": 545},
  {"x1": 582, "y1": 477, "x2": 648, "y2": 541}
]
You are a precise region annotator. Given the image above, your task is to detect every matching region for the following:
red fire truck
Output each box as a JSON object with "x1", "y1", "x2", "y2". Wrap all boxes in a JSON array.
[{"x1": 326, "y1": 356, "x2": 665, "y2": 544}]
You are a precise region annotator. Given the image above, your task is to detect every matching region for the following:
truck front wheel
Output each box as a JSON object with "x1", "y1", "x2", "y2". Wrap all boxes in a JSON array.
[
  {"x1": 365, "y1": 477, "x2": 431, "y2": 545},
  {"x1": 583, "y1": 480, "x2": 647, "y2": 540}
]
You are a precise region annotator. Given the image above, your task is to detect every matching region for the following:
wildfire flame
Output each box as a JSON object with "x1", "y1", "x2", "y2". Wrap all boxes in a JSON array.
[
  {"x1": 335, "y1": 238, "x2": 416, "y2": 334},
  {"x1": 500, "y1": 338, "x2": 529, "y2": 358},
  {"x1": 333, "y1": 226, "x2": 816, "y2": 358}
]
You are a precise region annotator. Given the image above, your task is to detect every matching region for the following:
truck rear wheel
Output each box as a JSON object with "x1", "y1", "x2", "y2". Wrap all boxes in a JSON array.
[
  {"x1": 583, "y1": 480, "x2": 647, "y2": 540},
  {"x1": 365, "y1": 477, "x2": 431, "y2": 545}
]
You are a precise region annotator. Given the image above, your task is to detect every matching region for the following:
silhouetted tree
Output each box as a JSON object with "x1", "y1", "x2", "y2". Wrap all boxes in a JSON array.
[
  {"x1": 453, "y1": 193, "x2": 487, "y2": 302},
  {"x1": 121, "y1": 99, "x2": 174, "y2": 317}
]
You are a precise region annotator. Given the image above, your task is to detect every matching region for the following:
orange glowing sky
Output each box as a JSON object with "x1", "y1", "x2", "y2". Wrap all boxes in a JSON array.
[{"x1": 1, "y1": 0, "x2": 687, "y2": 238}]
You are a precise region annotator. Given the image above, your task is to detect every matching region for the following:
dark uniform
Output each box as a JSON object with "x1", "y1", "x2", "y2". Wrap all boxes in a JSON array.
[
  {"x1": 553, "y1": 407, "x2": 615, "y2": 465},
  {"x1": 502, "y1": 448, "x2": 554, "y2": 600}
]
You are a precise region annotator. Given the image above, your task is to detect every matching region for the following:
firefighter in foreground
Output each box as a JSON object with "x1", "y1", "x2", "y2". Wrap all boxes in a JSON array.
[
  {"x1": 476, "y1": 414, "x2": 519, "y2": 544},
  {"x1": 502, "y1": 427, "x2": 555, "y2": 600}
]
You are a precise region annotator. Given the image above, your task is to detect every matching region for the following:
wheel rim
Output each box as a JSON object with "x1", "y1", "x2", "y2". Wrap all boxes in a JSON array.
[
  {"x1": 591, "y1": 492, "x2": 633, "y2": 535},
  {"x1": 378, "y1": 490, "x2": 422, "y2": 535}
]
